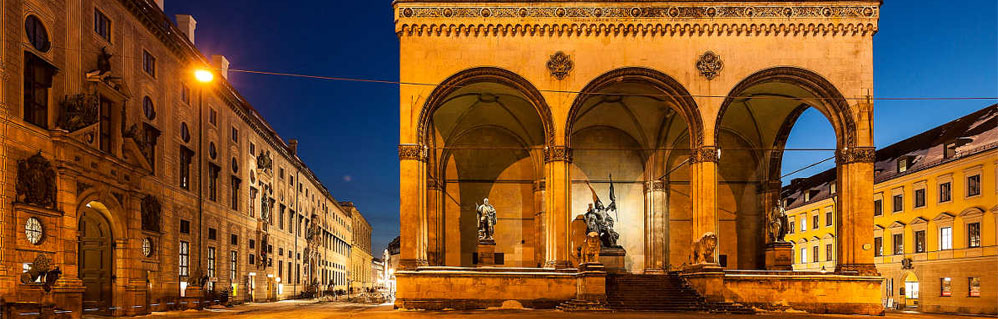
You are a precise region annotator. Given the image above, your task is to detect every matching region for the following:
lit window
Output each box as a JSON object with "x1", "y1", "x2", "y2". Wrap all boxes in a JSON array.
[
  {"x1": 940, "y1": 277, "x2": 952, "y2": 297},
  {"x1": 966, "y1": 175, "x2": 980, "y2": 197},
  {"x1": 967, "y1": 223, "x2": 981, "y2": 248},
  {"x1": 939, "y1": 227, "x2": 952, "y2": 250},
  {"x1": 179, "y1": 241, "x2": 190, "y2": 276},
  {"x1": 969, "y1": 277, "x2": 981, "y2": 297},
  {"x1": 914, "y1": 230, "x2": 925, "y2": 253},
  {"x1": 893, "y1": 233, "x2": 903, "y2": 255}
]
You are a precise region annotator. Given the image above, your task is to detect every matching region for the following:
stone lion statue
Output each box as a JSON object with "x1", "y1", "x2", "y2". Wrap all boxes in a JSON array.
[
  {"x1": 690, "y1": 232, "x2": 718, "y2": 264},
  {"x1": 581, "y1": 231, "x2": 601, "y2": 265}
]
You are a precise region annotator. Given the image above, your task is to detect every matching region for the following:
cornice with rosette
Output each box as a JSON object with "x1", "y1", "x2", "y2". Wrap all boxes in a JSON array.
[
  {"x1": 399, "y1": 144, "x2": 428, "y2": 162},
  {"x1": 544, "y1": 146, "x2": 572, "y2": 163},
  {"x1": 395, "y1": 2, "x2": 880, "y2": 37},
  {"x1": 836, "y1": 146, "x2": 875, "y2": 164}
]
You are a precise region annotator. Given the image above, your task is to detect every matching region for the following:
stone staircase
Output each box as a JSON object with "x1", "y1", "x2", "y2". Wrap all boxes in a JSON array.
[{"x1": 606, "y1": 273, "x2": 755, "y2": 314}]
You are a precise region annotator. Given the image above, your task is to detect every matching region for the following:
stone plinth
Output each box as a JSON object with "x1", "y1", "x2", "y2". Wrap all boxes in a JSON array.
[
  {"x1": 477, "y1": 239, "x2": 496, "y2": 266},
  {"x1": 577, "y1": 263, "x2": 607, "y2": 303},
  {"x1": 182, "y1": 286, "x2": 204, "y2": 309},
  {"x1": 395, "y1": 266, "x2": 577, "y2": 310},
  {"x1": 764, "y1": 241, "x2": 794, "y2": 271},
  {"x1": 598, "y1": 247, "x2": 626, "y2": 274}
]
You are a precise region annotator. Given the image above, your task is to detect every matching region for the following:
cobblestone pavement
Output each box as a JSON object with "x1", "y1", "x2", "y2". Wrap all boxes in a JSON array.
[{"x1": 120, "y1": 301, "x2": 988, "y2": 319}]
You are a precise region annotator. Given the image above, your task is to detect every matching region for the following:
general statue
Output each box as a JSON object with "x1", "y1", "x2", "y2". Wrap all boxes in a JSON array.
[
  {"x1": 768, "y1": 203, "x2": 790, "y2": 243},
  {"x1": 582, "y1": 176, "x2": 621, "y2": 248},
  {"x1": 476, "y1": 198, "x2": 497, "y2": 241}
]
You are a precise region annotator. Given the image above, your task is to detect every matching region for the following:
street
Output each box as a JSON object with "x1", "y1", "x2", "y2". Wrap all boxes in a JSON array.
[{"x1": 120, "y1": 301, "x2": 989, "y2": 319}]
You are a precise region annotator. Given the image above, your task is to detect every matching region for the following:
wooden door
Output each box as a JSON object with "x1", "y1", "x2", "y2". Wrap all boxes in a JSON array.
[{"x1": 79, "y1": 209, "x2": 113, "y2": 314}]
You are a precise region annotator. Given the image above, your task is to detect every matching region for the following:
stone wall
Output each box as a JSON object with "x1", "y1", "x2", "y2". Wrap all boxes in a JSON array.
[{"x1": 395, "y1": 267, "x2": 576, "y2": 310}]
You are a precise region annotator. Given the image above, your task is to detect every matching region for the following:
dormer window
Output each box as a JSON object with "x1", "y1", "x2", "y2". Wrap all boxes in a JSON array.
[
  {"x1": 943, "y1": 143, "x2": 957, "y2": 159},
  {"x1": 897, "y1": 156, "x2": 914, "y2": 173},
  {"x1": 829, "y1": 183, "x2": 836, "y2": 194},
  {"x1": 804, "y1": 190, "x2": 811, "y2": 202}
]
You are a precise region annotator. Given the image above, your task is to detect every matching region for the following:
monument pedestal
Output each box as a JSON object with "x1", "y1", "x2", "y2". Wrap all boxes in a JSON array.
[
  {"x1": 598, "y1": 247, "x2": 626, "y2": 274},
  {"x1": 764, "y1": 242, "x2": 794, "y2": 271},
  {"x1": 477, "y1": 239, "x2": 496, "y2": 266},
  {"x1": 182, "y1": 286, "x2": 204, "y2": 309}
]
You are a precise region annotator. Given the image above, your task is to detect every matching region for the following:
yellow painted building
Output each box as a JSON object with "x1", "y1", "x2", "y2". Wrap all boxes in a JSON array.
[{"x1": 784, "y1": 104, "x2": 998, "y2": 315}]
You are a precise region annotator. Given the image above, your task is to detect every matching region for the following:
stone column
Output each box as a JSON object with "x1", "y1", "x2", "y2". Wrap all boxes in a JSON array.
[
  {"x1": 398, "y1": 144, "x2": 427, "y2": 269},
  {"x1": 835, "y1": 147, "x2": 877, "y2": 275},
  {"x1": 690, "y1": 146, "x2": 719, "y2": 266},
  {"x1": 544, "y1": 146, "x2": 572, "y2": 269},
  {"x1": 426, "y1": 177, "x2": 442, "y2": 265},
  {"x1": 644, "y1": 180, "x2": 666, "y2": 273},
  {"x1": 533, "y1": 180, "x2": 546, "y2": 268}
]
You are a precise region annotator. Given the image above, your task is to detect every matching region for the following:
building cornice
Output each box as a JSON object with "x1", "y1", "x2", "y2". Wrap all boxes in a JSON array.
[{"x1": 395, "y1": 2, "x2": 879, "y2": 37}]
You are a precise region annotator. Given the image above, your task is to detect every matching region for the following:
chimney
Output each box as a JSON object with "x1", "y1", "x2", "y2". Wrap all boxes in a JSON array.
[
  {"x1": 154, "y1": 0, "x2": 164, "y2": 10},
  {"x1": 175, "y1": 14, "x2": 196, "y2": 44},
  {"x1": 211, "y1": 55, "x2": 229, "y2": 80},
  {"x1": 288, "y1": 139, "x2": 298, "y2": 156}
]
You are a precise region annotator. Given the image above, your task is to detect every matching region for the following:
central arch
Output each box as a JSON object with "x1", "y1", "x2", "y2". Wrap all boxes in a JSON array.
[{"x1": 565, "y1": 67, "x2": 704, "y2": 272}]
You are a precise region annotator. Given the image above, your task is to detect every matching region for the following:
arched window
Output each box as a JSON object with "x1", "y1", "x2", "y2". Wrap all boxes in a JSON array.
[
  {"x1": 143, "y1": 96, "x2": 156, "y2": 120},
  {"x1": 180, "y1": 122, "x2": 191, "y2": 143},
  {"x1": 25, "y1": 15, "x2": 50, "y2": 52}
]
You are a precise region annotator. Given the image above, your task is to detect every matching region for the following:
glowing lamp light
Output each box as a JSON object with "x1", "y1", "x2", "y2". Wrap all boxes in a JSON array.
[{"x1": 194, "y1": 69, "x2": 214, "y2": 83}]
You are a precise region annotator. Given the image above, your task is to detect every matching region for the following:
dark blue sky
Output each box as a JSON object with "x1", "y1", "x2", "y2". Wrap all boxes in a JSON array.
[{"x1": 165, "y1": 1, "x2": 997, "y2": 253}]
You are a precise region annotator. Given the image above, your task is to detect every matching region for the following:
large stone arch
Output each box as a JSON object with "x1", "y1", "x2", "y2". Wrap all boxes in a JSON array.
[
  {"x1": 75, "y1": 187, "x2": 128, "y2": 239},
  {"x1": 416, "y1": 67, "x2": 555, "y2": 147},
  {"x1": 565, "y1": 67, "x2": 705, "y2": 149},
  {"x1": 714, "y1": 66, "x2": 859, "y2": 149}
]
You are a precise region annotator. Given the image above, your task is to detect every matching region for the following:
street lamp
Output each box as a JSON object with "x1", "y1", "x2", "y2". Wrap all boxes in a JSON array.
[{"x1": 194, "y1": 67, "x2": 214, "y2": 292}]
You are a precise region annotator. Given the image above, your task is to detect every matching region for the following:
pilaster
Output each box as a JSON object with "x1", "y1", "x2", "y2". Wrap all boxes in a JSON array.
[
  {"x1": 544, "y1": 146, "x2": 571, "y2": 269},
  {"x1": 690, "y1": 146, "x2": 718, "y2": 266},
  {"x1": 834, "y1": 147, "x2": 877, "y2": 275},
  {"x1": 398, "y1": 144, "x2": 427, "y2": 269}
]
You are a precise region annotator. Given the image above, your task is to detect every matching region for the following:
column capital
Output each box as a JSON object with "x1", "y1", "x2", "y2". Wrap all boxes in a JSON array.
[
  {"x1": 690, "y1": 145, "x2": 719, "y2": 163},
  {"x1": 836, "y1": 146, "x2": 876, "y2": 164},
  {"x1": 544, "y1": 146, "x2": 572, "y2": 163},
  {"x1": 645, "y1": 180, "x2": 664, "y2": 191},
  {"x1": 533, "y1": 180, "x2": 546, "y2": 192},
  {"x1": 398, "y1": 144, "x2": 427, "y2": 162},
  {"x1": 427, "y1": 177, "x2": 442, "y2": 190}
]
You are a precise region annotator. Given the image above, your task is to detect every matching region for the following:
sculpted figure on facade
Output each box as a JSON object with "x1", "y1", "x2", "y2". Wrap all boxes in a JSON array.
[
  {"x1": 21, "y1": 254, "x2": 61, "y2": 292},
  {"x1": 476, "y1": 198, "x2": 497, "y2": 241},
  {"x1": 16, "y1": 152, "x2": 57, "y2": 209},
  {"x1": 57, "y1": 93, "x2": 99, "y2": 132},
  {"x1": 768, "y1": 203, "x2": 789, "y2": 243},
  {"x1": 583, "y1": 177, "x2": 621, "y2": 248},
  {"x1": 690, "y1": 232, "x2": 718, "y2": 264},
  {"x1": 141, "y1": 195, "x2": 162, "y2": 232},
  {"x1": 581, "y1": 232, "x2": 601, "y2": 264},
  {"x1": 256, "y1": 150, "x2": 273, "y2": 172}
]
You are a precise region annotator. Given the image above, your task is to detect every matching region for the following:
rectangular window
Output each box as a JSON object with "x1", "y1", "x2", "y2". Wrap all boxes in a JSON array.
[
  {"x1": 249, "y1": 239, "x2": 255, "y2": 249},
  {"x1": 825, "y1": 244, "x2": 833, "y2": 261},
  {"x1": 940, "y1": 227, "x2": 952, "y2": 250},
  {"x1": 209, "y1": 108, "x2": 217, "y2": 126},
  {"x1": 230, "y1": 251, "x2": 238, "y2": 281},
  {"x1": 99, "y1": 96, "x2": 114, "y2": 153},
  {"x1": 179, "y1": 147, "x2": 194, "y2": 190},
  {"x1": 892, "y1": 194, "x2": 903, "y2": 213},
  {"x1": 874, "y1": 199, "x2": 883, "y2": 216},
  {"x1": 207, "y1": 247, "x2": 216, "y2": 278},
  {"x1": 939, "y1": 182, "x2": 951, "y2": 202},
  {"x1": 181, "y1": 83, "x2": 190, "y2": 104},
  {"x1": 231, "y1": 127, "x2": 239, "y2": 143},
  {"x1": 801, "y1": 217, "x2": 807, "y2": 232},
  {"x1": 24, "y1": 53, "x2": 55, "y2": 129},
  {"x1": 969, "y1": 277, "x2": 981, "y2": 297},
  {"x1": 94, "y1": 9, "x2": 111, "y2": 41},
  {"x1": 179, "y1": 241, "x2": 190, "y2": 276},
  {"x1": 180, "y1": 219, "x2": 190, "y2": 234},
  {"x1": 142, "y1": 124, "x2": 160, "y2": 171},
  {"x1": 208, "y1": 164, "x2": 220, "y2": 202},
  {"x1": 812, "y1": 246, "x2": 818, "y2": 263},
  {"x1": 893, "y1": 233, "x2": 903, "y2": 255},
  {"x1": 825, "y1": 212, "x2": 833, "y2": 227},
  {"x1": 914, "y1": 188, "x2": 926, "y2": 208},
  {"x1": 230, "y1": 234, "x2": 238, "y2": 246},
  {"x1": 800, "y1": 247, "x2": 808, "y2": 264},
  {"x1": 967, "y1": 222, "x2": 981, "y2": 248},
  {"x1": 208, "y1": 228, "x2": 217, "y2": 240},
  {"x1": 142, "y1": 50, "x2": 156, "y2": 77},
  {"x1": 249, "y1": 142, "x2": 256, "y2": 156},
  {"x1": 249, "y1": 187, "x2": 258, "y2": 218},
  {"x1": 914, "y1": 230, "x2": 926, "y2": 253},
  {"x1": 940, "y1": 277, "x2": 952, "y2": 297},
  {"x1": 249, "y1": 254, "x2": 255, "y2": 265},
  {"x1": 874, "y1": 237, "x2": 883, "y2": 257},
  {"x1": 812, "y1": 214, "x2": 819, "y2": 230},
  {"x1": 279, "y1": 205, "x2": 286, "y2": 230},
  {"x1": 967, "y1": 175, "x2": 981, "y2": 197},
  {"x1": 230, "y1": 176, "x2": 241, "y2": 210}
]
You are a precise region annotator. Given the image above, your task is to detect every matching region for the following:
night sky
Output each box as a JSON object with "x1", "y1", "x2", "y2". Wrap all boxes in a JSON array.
[{"x1": 164, "y1": 0, "x2": 997, "y2": 254}]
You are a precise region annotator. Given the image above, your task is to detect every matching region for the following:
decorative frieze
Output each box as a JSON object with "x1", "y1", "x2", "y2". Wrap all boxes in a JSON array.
[
  {"x1": 398, "y1": 5, "x2": 878, "y2": 19},
  {"x1": 399, "y1": 144, "x2": 427, "y2": 162},
  {"x1": 690, "y1": 146, "x2": 719, "y2": 163},
  {"x1": 398, "y1": 22, "x2": 878, "y2": 37},
  {"x1": 836, "y1": 147, "x2": 876, "y2": 164},
  {"x1": 544, "y1": 146, "x2": 572, "y2": 163}
]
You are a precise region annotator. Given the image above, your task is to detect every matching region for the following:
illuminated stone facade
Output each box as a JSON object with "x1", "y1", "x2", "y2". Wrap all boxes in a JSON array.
[
  {"x1": 343, "y1": 201, "x2": 374, "y2": 291},
  {"x1": 0, "y1": 0, "x2": 367, "y2": 317},
  {"x1": 784, "y1": 104, "x2": 998, "y2": 315},
  {"x1": 395, "y1": 0, "x2": 883, "y2": 314}
]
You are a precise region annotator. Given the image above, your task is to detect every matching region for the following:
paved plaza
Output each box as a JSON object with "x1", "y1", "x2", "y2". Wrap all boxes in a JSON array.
[{"x1": 118, "y1": 301, "x2": 990, "y2": 319}]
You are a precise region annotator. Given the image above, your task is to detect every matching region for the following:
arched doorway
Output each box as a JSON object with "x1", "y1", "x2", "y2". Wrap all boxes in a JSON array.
[
  {"x1": 566, "y1": 68, "x2": 703, "y2": 272},
  {"x1": 902, "y1": 271, "x2": 920, "y2": 309},
  {"x1": 714, "y1": 67, "x2": 857, "y2": 270},
  {"x1": 419, "y1": 67, "x2": 553, "y2": 267},
  {"x1": 79, "y1": 202, "x2": 114, "y2": 314}
]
